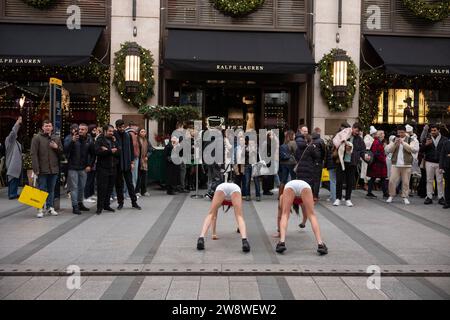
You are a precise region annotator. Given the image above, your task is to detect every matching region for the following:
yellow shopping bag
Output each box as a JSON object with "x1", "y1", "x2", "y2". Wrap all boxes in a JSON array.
[
  {"x1": 18, "y1": 185, "x2": 48, "y2": 209},
  {"x1": 321, "y1": 168, "x2": 330, "y2": 182}
]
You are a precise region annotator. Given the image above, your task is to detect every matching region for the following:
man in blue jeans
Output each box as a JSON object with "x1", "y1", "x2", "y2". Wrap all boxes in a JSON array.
[
  {"x1": 64, "y1": 123, "x2": 95, "y2": 215},
  {"x1": 5, "y1": 116, "x2": 23, "y2": 200},
  {"x1": 31, "y1": 120, "x2": 63, "y2": 218}
]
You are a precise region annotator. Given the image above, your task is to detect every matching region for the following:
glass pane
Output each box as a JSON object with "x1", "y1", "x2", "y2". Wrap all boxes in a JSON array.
[
  {"x1": 180, "y1": 88, "x2": 203, "y2": 117},
  {"x1": 376, "y1": 91, "x2": 384, "y2": 124},
  {"x1": 263, "y1": 91, "x2": 289, "y2": 130}
]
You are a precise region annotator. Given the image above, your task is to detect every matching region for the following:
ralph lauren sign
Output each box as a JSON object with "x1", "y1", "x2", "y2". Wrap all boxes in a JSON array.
[
  {"x1": 216, "y1": 64, "x2": 265, "y2": 72},
  {"x1": 430, "y1": 69, "x2": 450, "y2": 75},
  {"x1": 0, "y1": 57, "x2": 42, "y2": 65}
]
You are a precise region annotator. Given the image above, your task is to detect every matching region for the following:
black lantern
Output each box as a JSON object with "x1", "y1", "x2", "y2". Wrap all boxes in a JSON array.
[
  {"x1": 332, "y1": 49, "x2": 349, "y2": 99},
  {"x1": 125, "y1": 42, "x2": 141, "y2": 93}
]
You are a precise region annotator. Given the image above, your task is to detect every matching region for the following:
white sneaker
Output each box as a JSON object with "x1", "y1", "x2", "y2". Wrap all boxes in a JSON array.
[
  {"x1": 136, "y1": 193, "x2": 141, "y2": 197},
  {"x1": 85, "y1": 197, "x2": 96, "y2": 203},
  {"x1": 403, "y1": 198, "x2": 410, "y2": 205},
  {"x1": 143, "y1": 192, "x2": 150, "y2": 197},
  {"x1": 333, "y1": 199, "x2": 341, "y2": 206},
  {"x1": 47, "y1": 207, "x2": 58, "y2": 216},
  {"x1": 345, "y1": 200, "x2": 354, "y2": 207},
  {"x1": 110, "y1": 197, "x2": 114, "y2": 202},
  {"x1": 37, "y1": 209, "x2": 44, "y2": 218},
  {"x1": 386, "y1": 197, "x2": 393, "y2": 203},
  {"x1": 91, "y1": 195, "x2": 97, "y2": 200}
]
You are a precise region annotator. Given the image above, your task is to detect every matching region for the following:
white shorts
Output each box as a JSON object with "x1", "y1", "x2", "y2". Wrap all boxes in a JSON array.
[
  {"x1": 215, "y1": 183, "x2": 241, "y2": 200},
  {"x1": 284, "y1": 180, "x2": 311, "y2": 198}
]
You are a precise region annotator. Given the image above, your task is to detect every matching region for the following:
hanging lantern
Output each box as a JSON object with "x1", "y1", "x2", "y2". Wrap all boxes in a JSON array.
[
  {"x1": 332, "y1": 49, "x2": 349, "y2": 99},
  {"x1": 125, "y1": 42, "x2": 141, "y2": 93}
]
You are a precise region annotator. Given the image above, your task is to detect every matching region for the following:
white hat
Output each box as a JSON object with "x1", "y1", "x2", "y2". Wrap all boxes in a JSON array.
[
  {"x1": 369, "y1": 126, "x2": 377, "y2": 135},
  {"x1": 405, "y1": 124, "x2": 413, "y2": 133}
]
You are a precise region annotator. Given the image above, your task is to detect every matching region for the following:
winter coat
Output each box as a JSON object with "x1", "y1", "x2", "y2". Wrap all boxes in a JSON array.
[
  {"x1": 439, "y1": 139, "x2": 450, "y2": 170},
  {"x1": 420, "y1": 134, "x2": 448, "y2": 164},
  {"x1": 295, "y1": 143, "x2": 320, "y2": 186},
  {"x1": 95, "y1": 134, "x2": 119, "y2": 174},
  {"x1": 138, "y1": 136, "x2": 152, "y2": 171},
  {"x1": 31, "y1": 131, "x2": 63, "y2": 175},
  {"x1": 114, "y1": 130, "x2": 134, "y2": 171},
  {"x1": 164, "y1": 143, "x2": 181, "y2": 187},
  {"x1": 324, "y1": 142, "x2": 337, "y2": 171},
  {"x1": 64, "y1": 134, "x2": 94, "y2": 171},
  {"x1": 367, "y1": 138, "x2": 387, "y2": 178},
  {"x1": 5, "y1": 123, "x2": 22, "y2": 180}
]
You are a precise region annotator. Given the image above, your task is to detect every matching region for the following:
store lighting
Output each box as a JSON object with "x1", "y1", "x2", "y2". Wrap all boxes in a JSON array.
[
  {"x1": 125, "y1": 42, "x2": 141, "y2": 93},
  {"x1": 332, "y1": 48, "x2": 349, "y2": 99}
]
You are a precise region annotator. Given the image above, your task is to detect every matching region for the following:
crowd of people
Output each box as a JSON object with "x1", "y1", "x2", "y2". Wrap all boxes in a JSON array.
[
  {"x1": 4, "y1": 117, "x2": 152, "y2": 217},
  {"x1": 3, "y1": 116, "x2": 450, "y2": 221}
]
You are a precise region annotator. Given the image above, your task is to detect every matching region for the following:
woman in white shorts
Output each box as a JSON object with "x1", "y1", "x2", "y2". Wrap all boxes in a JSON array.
[
  {"x1": 197, "y1": 182, "x2": 250, "y2": 252},
  {"x1": 276, "y1": 179, "x2": 328, "y2": 255}
]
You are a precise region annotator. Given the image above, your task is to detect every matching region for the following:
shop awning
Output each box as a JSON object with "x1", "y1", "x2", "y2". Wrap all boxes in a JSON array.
[
  {"x1": 0, "y1": 24, "x2": 103, "y2": 66},
  {"x1": 366, "y1": 35, "x2": 450, "y2": 76},
  {"x1": 164, "y1": 30, "x2": 315, "y2": 74}
]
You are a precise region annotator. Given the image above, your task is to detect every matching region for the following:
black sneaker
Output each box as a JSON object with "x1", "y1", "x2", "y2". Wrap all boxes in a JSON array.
[
  {"x1": 317, "y1": 243, "x2": 328, "y2": 255},
  {"x1": 299, "y1": 223, "x2": 306, "y2": 229},
  {"x1": 78, "y1": 203, "x2": 90, "y2": 211},
  {"x1": 366, "y1": 193, "x2": 377, "y2": 199},
  {"x1": 276, "y1": 242, "x2": 286, "y2": 253},
  {"x1": 197, "y1": 237, "x2": 205, "y2": 250},
  {"x1": 96, "y1": 209, "x2": 102, "y2": 215},
  {"x1": 438, "y1": 198, "x2": 446, "y2": 205},
  {"x1": 424, "y1": 197, "x2": 433, "y2": 205},
  {"x1": 117, "y1": 203, "x2": 124, "y2": 210},
  {"x1": 72, "y1": 207, "x2": 81, "y2": 215},
  {"x1": 242, "y1": 239, "x2": 251, "y2": 252},
  {"x1": 104, "y1": 207, "x2": 115, "y2": 212},
  {"x1": 132, "y1": 203, "x2": 142, "y2": 210}
]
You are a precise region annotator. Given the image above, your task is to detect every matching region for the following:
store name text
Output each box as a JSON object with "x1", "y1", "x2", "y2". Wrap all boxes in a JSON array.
[
  {"x1": 0, "y1": 58, "x2": 42, "y2": 65},
  {"x1": 430, "y1": 69, "x2": 450, "y2": 75},
  {"x1": 216, "y1": 64, "x2": 264, "y2": 72}
]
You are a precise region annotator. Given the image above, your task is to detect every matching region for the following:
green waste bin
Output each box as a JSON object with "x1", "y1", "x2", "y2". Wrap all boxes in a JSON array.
[{"x1": 148, "y1": 148, "x2": 166, "y2": 184}]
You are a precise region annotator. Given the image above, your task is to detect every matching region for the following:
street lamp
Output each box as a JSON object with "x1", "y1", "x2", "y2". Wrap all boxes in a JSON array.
[
  {"x1": 332, "y1": 49, "x2": 349, "y2": 99},
  {"x1": 125, "y1": 42, "x2": 141, "y2": 93}
]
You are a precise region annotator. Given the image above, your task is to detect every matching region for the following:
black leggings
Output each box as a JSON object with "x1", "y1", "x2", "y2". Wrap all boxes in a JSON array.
[{"x1": 135, "y1": 169, "x2": 148, "y2": 195}]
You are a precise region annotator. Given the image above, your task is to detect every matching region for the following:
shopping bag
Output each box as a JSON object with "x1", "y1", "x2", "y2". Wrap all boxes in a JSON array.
[
  {"x1": 321, "y1": 168, "x2": 330, "y2": 182},
  {"x1": 18, "y1": 185, "x2": 48, "y2": 209}
]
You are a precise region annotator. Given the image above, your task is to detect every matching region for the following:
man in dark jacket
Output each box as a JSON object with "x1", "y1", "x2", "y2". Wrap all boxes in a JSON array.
[
  {"x1": 420, "y1": 124, "x2": 447, "y2": 205},
  {"x1": 311, "y1": 129, "x2": 326, "y2": 199},
  {"x1": 64, "y1": 123, "x2": 94, "y2": 215},
  {"x1": 334, "y1": 123, "x2": 365, "y2": 207},
  {"x1": 439, "y1": 138, "x2": 450, "y2": 209},
  {"x1": 295, "y1": 133, "x2": 319, "y2": 187},
  {"x1": 114, "y1": 119, "x2": 141, "y2": 210},
  {"x1": 95, "y1": 124, "x2": 118, "y2": 214}
]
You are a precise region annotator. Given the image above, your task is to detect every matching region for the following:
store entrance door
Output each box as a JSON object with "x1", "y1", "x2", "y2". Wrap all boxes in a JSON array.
[{"x1": 205, "y1": 86, "x2": 261, "y2": 130}]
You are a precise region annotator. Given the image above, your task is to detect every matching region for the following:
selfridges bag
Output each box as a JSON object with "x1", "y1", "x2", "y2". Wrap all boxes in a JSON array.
[{"x1": 252, "y1": 161, "x2": 271, "y2": 177}]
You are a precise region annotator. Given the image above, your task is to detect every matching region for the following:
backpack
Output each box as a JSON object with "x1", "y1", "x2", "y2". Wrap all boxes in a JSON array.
[{"x1": 279, "y1": 143, "x2": 292, "y2": 161}]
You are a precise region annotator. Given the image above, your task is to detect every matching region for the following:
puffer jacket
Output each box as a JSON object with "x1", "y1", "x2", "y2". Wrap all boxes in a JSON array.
[{"x1": 295, "y1": 143, "x2": 320, "y2": 186}]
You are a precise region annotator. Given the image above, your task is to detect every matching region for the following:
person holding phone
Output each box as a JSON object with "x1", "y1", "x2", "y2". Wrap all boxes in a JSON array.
[{"x1": 31, "y1": 120, "x2": 63, "y2": 218}]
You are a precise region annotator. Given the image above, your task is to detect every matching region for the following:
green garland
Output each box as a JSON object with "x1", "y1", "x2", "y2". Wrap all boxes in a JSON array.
[
  {"x1": 318, "y1": 49, "x2": 358, "y2": 112},
  {"x1": 113, "y1": 42, "x2": 155, "y2": 108},
  {"x1": 402, "y1": 0, "x2": 450, "y2": 22},
  {"x1": 211, "y1": 0, "x2": 265, "y2": 17},
  {"x1": 0, "y1": 61, "x2": 110, "y2": 126},
  {"x1": 358, "y1": 69, "x2": 450, "y2": 129},
  {"x1": 139, "y1": 105, "x2": 201, "y2": 122},
  {"x1": 22, "y1": 0, "x2": 57, "y2": 10}
]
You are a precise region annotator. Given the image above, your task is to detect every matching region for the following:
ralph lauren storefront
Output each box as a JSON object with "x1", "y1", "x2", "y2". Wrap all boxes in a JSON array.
[{"x1": 161, "y1": 29, "x2": 315, "y2": 131}]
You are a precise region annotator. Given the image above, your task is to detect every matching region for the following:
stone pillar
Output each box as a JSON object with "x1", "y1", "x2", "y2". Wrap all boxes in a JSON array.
[
  {"x1": 312, "y1": 0, "x2": 361, "y2": 134},
  {"x1": 110, "y1": 0, "x2": 159, "y2": 134}
]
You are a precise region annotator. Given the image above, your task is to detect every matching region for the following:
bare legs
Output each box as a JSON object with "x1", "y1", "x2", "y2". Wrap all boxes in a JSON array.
[
  {"x1": 231, "y1": 192, "x2": 247, "y2": 239},
  {"x1": 277, "y1": 188, "x2": 327, "y2": 254},
  {"x1": 199, "y1": 191, "x2": 224, "y2": 238}
]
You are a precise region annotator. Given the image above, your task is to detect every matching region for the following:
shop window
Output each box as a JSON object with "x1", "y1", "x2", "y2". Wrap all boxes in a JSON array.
[
  {"x1": 263, "y1": 91, "x2": 289, "y2": 130},
  {"x1": 180, "y1": 88, "x2": 203, "y2": 118}
]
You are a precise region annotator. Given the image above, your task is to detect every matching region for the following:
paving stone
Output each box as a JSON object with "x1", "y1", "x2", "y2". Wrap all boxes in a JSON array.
[
  {"x1": 229, "y1": 280, "x2": 261, "y2": 300},
  {"x1": 340, "y1": 277, "x2": 390, "y2": 300},
  {"x1": 0, "y1": 276, "x2": 32, "y2": 299},
  {"x1": 312, "y1": 277, "x2": 358, "y2": 300},
  {"x1": 37, "y1": 276, "x2": 89, "y2": 300},
  {"x1": 285, "y1": 276, "x2": 326, "y2": 300},
  {"x1": 3, "y1": 277, "x2": 59, "y2": 300},
  {"x1": 165, "y1": 279, "x2": 199, "y2": 300},
  {"x1": 69, "y1": 276, "x2": 116, "y2": 300},
  {"x1": 378, "y1": 277, "x2": 421, "y2": 300},
  {"x1": 134, "y1": 276, "x2": 172, "y2": 300},
  {"x1": 198, "y1": 276, "x2": 229, "y2": 300}
]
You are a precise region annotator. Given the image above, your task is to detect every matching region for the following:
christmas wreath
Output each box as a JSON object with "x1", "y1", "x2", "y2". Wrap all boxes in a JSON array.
[
  {"x1": 113, "y1": 42, "x2": 155, "y2": 108},
  {"x1": 22, "y1": 0, "x2": 57, "y2": 10},
  {"x1": 318, "y1": 49, "x2": 358, "y2": 112},
  {"x1": 402, "y1": 0, "x2": 450, "y2": 22},
  {"x1": 211, "y1": 0, "x2": 265, "y2": 17}
]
